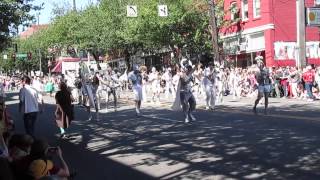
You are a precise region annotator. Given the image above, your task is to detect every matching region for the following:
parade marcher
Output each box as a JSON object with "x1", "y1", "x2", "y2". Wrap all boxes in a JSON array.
[
  {"x1": 253, "y1": 59, "x2": 271, "y2": 115},
  {"x1": 19, "y1": 76, "x2": 43, "y2": 137},
  {"x1": 79, "y1": 62, "x2": 99, "y2": 121},
  {"x1": 193, "y1": 64, "x2": 204, "y2": 98},
  {"x1": 55, "y1": 82, "x2": 74, "y2": 139},
  {"x1": 128, "y1": 65, "x2": 143, "y2": 116},
  {"x1": 216, "y1": 66, "x2": 225, "y2": 104},
  {"x1": 162, "y1": 67, "x2": 175, "y2": 99},
  {"x1": 202, "y1": 63, "x2": 216, "y2": 110},
  {"x1": 172, "y1": 59, "x2": 196, "y2": 123},
  {"x1": 149, "y1": 67, "x2": 161, "y2": 102},
  {"x1": 99, "y1": 66, "x2": 119, "y2": 112},
  {"x1": 140, "y1": 66, "x2": 148, "y2": 103}
]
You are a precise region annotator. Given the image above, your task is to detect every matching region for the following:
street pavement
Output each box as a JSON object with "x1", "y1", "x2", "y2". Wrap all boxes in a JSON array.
[{"x1": 5, "y1": 91, "x2": 320, "y2": 180}]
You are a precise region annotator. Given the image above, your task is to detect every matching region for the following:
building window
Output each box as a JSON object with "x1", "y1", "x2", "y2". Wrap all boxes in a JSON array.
[
  {"x1": 241, "y1": 0, "x2": 249, "y2": 20},
  {"x1": 230, "y1": 2, "x2": 238, "y2": 21},
  {"x1": 253, "y1": 0, "x2": 261, "y2": 18}
]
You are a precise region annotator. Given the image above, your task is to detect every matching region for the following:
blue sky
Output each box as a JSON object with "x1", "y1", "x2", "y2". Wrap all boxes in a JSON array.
[{"x1": 31, "y1": 0, "x2": 98, "y2": 24}]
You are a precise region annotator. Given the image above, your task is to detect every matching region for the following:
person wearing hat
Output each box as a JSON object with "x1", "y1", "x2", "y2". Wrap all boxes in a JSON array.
[{"x1": 253, "y1": 60, "x2": 271, "y2": 115}]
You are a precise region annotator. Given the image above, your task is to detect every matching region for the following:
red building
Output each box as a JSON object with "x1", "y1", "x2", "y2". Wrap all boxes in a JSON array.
[
  {"x1": 221, "y1": 0, "x2": 320, "y2": 67},
  {"x1": 19, "y1": 24, "x2": 49, "y2": 39}
]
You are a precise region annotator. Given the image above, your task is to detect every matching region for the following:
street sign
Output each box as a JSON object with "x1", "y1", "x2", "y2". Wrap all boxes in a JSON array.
[
  {"x1": 158, "y1": 5, "x2": 168, "y2": 17},
  {"x1": 127, "y1": 5, "x2": 138, "y2": 17},
  {"x1": 306, "y1": 7, "x2": 320, "y2": 26},
  {"x1": 16, "y1": 54, "x2": 27, "y2": 58},
  {"x1": 3, "y1": 55, "x2": 7, "y2": 60}
]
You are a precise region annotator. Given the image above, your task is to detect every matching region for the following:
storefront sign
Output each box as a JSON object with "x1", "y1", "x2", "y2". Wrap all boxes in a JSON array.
[{"x1": 307, "y1": 7, "x2": 320, "y2": 26}]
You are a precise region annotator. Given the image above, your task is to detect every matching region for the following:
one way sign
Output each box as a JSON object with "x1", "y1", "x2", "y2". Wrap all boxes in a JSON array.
[{"x1": 158, "y1": 5, "x2": 168, "y2": 17}]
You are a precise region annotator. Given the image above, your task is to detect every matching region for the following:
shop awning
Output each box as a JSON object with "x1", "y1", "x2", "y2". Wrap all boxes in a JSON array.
[{"x1": 51, "y1": 61, "x2": 62, "y2": 73}]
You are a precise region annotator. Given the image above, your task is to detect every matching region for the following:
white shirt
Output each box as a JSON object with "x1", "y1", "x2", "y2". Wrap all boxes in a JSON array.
[{"x1": 19, "y1": 85, "x2": 41, "y2": 114}]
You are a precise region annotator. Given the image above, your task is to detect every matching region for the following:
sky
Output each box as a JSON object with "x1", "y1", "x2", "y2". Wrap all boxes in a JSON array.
[{"x1": 31, "y1": 0, "x2": 99, "y2": 24}]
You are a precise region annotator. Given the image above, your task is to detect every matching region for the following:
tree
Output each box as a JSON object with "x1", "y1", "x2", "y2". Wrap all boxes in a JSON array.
[{"x1": 0, "y1": 0, "x2": 42, "y2": 51}]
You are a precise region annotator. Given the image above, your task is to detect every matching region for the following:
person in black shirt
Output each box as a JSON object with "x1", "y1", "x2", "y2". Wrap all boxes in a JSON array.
[{"x1": 55, "y1": 82, "x2": 74, "y2": 138}]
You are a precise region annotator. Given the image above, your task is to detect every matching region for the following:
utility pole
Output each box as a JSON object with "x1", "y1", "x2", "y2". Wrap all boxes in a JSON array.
[
  {"x1": 73, "y1": 0, "x2": 77, "y2": 11},
  {"x1": 209, "y1": 0, "x2": 220, "y2": 63},
  {"x1": 296, "y1": 0, "x2": 306, "y2": 69}
]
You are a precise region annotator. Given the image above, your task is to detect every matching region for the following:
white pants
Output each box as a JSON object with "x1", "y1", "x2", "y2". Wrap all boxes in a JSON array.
[
  {"x1": 291, "y1": 82, "x2": 298, "y2": 98},
  {"x1": 165, "y1": 82, "x2": 175, "y2": 98},
  {"x1": 133, "y1": 85, "x2": 143, "y2": 101},
  {"x1": 204, "y1": 85, "x2": 216, "y2": 108}
]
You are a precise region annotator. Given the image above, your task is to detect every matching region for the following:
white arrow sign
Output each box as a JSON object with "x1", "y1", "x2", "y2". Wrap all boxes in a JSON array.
[
  {"x1": 158, "y1": 5, "x2": 168, "y2": 17},
  {"x1": 127, "y1": 5, "x2": 138, "y2": 17}
]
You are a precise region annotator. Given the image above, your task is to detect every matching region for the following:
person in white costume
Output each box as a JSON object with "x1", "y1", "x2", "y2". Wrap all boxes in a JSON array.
[
  {"x1": 202, "y1": 63, "x2": 216, "y2": 110},
  {"x1": 162, "y1": 68, "x2": 175, "y2": 99},
  {"x1": 149, "y1": 67, "x2": 161, "y2": 102},
  {"x1": 128, "y1": 65, "x2": 143, "y2": 116}
]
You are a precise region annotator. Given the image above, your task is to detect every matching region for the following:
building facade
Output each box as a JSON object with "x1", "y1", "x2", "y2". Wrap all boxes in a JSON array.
[{"x1": 221, "y1": 0, "x2": 320, "y2": 67}]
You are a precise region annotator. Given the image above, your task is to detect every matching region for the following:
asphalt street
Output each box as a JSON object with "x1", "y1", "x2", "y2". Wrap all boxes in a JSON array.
[{"x1": 5, "y1": 92, "x2": 320, "y2": 180}]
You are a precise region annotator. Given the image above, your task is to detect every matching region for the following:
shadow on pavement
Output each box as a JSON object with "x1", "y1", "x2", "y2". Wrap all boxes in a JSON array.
[{"x1": 5, "y1": 92, "x2": 320, "y2": 179}]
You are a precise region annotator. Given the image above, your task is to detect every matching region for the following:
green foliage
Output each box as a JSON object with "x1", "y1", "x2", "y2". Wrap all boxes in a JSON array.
[
  {"x1": 0, "y1": 0, "x2": 41, "y2": 51},
  {"x1": 8, "y1": 0, "x2": 231, "y2": 72}
]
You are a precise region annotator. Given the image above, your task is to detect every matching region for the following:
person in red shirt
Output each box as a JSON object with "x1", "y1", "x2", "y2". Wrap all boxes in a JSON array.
[{"x1": 302, "y1": 65, "x2": 315, "y2": 101}]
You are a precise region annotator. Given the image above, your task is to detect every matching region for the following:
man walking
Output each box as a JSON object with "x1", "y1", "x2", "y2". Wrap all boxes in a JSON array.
[{"x1": 19, "y1": 76, "x2": 43, "y2": 137}]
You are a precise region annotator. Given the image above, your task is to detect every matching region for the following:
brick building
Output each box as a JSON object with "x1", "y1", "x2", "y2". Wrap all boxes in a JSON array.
[
  {"x1": 221, "y1": 0, "x2": 320, "y2": 67},
  {"x1": 19, "y1": 24, "x2": 49, "y2": 39}
]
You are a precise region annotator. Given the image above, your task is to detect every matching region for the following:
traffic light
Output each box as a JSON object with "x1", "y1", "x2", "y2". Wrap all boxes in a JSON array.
[
  {"x1": 12, "y1": 53, "x2": 16, "y2": 61},
  {"x1": 27, "y1": 52, "x2": 32, "y2": 60}
]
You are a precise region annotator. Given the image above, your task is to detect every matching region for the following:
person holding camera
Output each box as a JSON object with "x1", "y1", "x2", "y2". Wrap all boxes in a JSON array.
[{"x1": 13, "y1": 139, "x2": 70, "y2": 180}]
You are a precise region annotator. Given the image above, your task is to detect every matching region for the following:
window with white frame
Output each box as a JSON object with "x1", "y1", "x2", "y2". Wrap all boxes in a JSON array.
[
  {"x1": 253, "y1": 0, "x2": 261, "y2": 18},
  {"x1": 230, "y1": 2, "x2": 238, "y2": 20},
  {"x1": 241, "y1": 0, "x2": 249, "y2": 20}
]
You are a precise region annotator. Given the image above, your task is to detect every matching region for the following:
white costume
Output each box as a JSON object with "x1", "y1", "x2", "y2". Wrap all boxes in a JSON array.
[
  {"x1": 162, "y1": 68, "x2": 175, "y2": 98},
  {"x1": 202, "y1": 67, "x2": 216, "y2": 110},
  {"x1": 128, "y1": 71, "x2": 143, "y2": 101},
  {"x1": 149, "y1": 67, "x2": 161, "y2": 102}
]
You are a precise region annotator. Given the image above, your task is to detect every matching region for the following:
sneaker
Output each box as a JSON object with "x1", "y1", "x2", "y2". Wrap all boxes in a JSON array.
[
  {"x1": 60, "y1": 134, "x2": 67, "y2": 139},
  {"x1": 185, "y1": 117, "x2": 190, "y2": 123},
  {"x1": 189, "y1": 114, "x2": 196, "y2": 121},
  {"x1": 307, "y1": 99, "x2": 314, "y2": 102}
]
